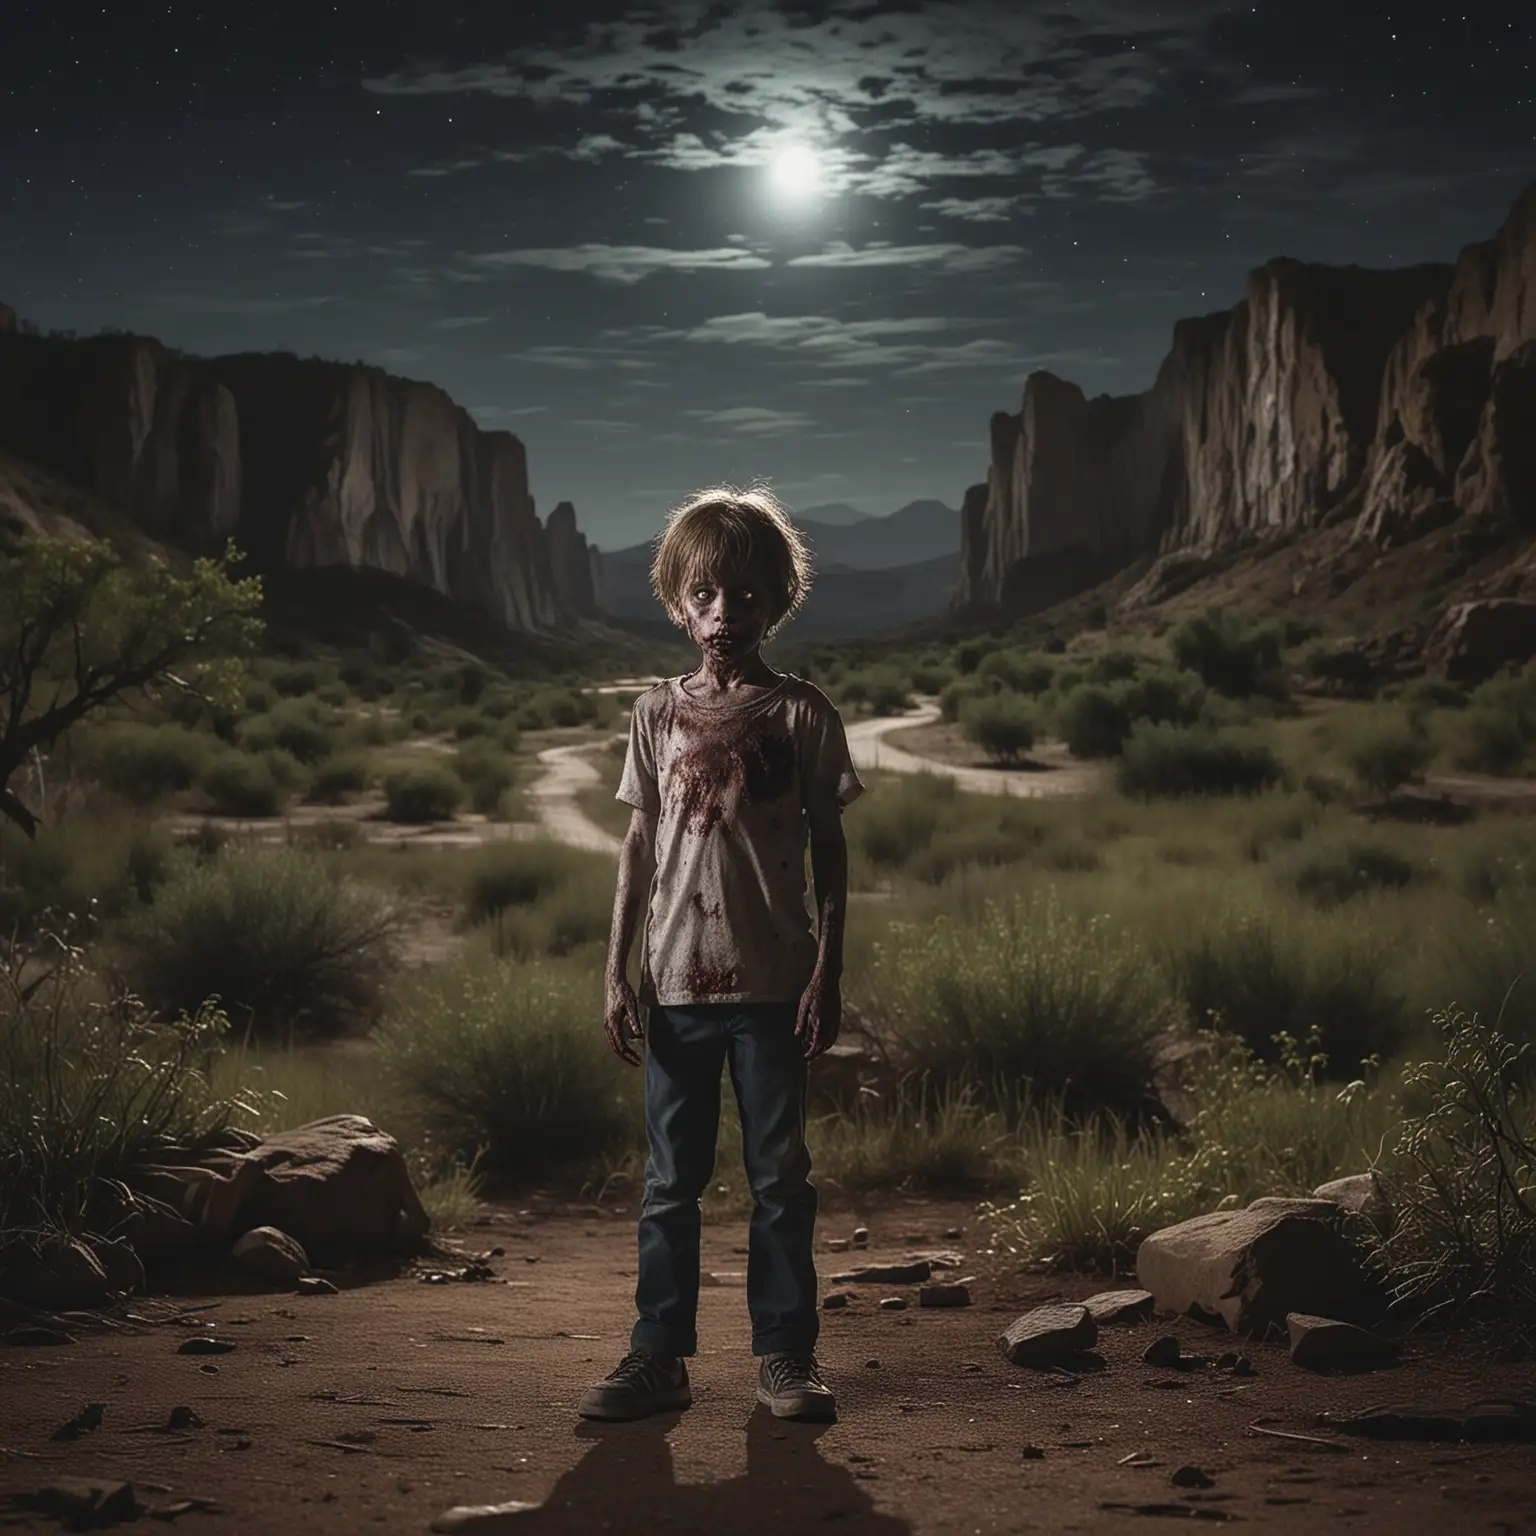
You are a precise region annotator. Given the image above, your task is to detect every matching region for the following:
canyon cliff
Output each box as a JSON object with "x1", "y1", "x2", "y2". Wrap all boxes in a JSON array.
[
  {"x1": 0, "y1": 324, "x2": 593, "y2": 632},
  {"x1": 959, "y1": 183, "x2": 1536, "y2": 613},
  {"x1": 544, "y1": 499, "x2": 602, "y2": 619}
]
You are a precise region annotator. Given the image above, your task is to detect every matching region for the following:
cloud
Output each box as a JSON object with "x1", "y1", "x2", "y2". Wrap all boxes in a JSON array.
[
  {"x1": 919, "y1": 195, "x2": 1034, "y2": 224},
  {"x1": 568, "y1": 418, "x2": 636, "y2": 434},
  {"x1": 786, "y1": 243, "x2": 1027, "y2": 275},
  {"x1": 464, "y1": 243, "x2": 772, "y2": 285},
  {"x1": 145, "y1": 292, "x2": 340, "y2": 317},
  {"x1": 683, "y1": 406, "x2": 816, "y2": 436},
  {"x1": 432, "y1": 314, "x2": 494, "y2": 330},
  {"x1": 471, "y1": 405, "x2": 549, "y2": 427}
]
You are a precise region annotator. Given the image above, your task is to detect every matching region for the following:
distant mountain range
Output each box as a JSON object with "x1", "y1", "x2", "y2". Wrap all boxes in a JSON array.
[{"x1": 594, "y1": 498, "x2": 960, "y2": 640}]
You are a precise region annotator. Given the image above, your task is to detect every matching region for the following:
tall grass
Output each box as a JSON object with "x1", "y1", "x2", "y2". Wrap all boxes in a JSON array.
[
  {"x1": 375, "y1": 953, "x2": 636, "y2": 1186},
  {"x1": 119, "y1": 846, "x2": 399, "y2": 1043},
  {"x1": 864, "y1": 891, "x2": 1171, "y2": 1118},
  {"x1": 0, "y1": 930, "x2": 238, "y2": 1240}
]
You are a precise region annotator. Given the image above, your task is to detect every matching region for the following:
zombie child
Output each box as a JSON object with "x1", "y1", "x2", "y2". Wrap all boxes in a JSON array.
[{"x1": 578, "y1": 486, "x2": 864, "y2": 1424}]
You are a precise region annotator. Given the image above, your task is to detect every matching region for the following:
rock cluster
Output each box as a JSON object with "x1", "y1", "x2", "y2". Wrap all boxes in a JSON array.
[
  {"x1": 0, "y1": 327, "x2": 596, "y2": 633},
  {"x1": 957, "y1": 182, "x2": 1536, "y2": 627},
  {"x1": 0, "y1": 1115, "x2": 428, "y2": 1311}
]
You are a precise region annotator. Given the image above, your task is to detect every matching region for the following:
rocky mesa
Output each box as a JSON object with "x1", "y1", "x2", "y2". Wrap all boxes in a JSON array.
[
  {"x1": 0, "y1": 320, "x2": 595, "y2": 632},
  {"x1": 958, "y1": 182, "x2": 1536, "y2": 615}
]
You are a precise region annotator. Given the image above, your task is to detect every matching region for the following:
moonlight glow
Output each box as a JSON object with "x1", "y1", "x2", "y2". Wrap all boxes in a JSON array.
[{"x1": 769, "y1": 143, "x2": 823, "y2": 198}]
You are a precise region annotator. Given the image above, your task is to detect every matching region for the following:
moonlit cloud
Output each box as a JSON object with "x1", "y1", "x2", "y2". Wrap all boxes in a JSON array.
[
  {"x1": 464, "y1": 243, "x2": 773, "y2": 284},
  {"x1": 786, "y1": 243, "x2": 1028, "y2": 275},
  {"x1": 684, "y1": 406, "x2": 817, "y2": 436}
]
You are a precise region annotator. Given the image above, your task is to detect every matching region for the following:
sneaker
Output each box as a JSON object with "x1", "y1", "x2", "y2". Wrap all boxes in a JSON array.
[
  {"x1": 757, "y1": 1352, "x2": 836, "y2": 1421},
  {"x1": 577, "y1": 1349, "x2": 691, "y2": 1421}
]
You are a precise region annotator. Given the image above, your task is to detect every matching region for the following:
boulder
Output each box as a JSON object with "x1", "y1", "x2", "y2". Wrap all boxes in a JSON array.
[
  {"x1": 125, "y1": 1155, "x2": 264, "y2": 1252},
  {"x1": 1287, "y1": 1312, "x2": 1399, "y2": 1371},
  {"x1": 1, "y1": 1238, "x2": 111, "y2": 1309},
  {"x1": 232, "y1": 1226, "x2": 309, "y2": 1282},
  {"x1": 1136, "y1": 1196, "x2": 1369, "y2": 1336},
  {"x1": 1081, "y1": 1288, "x2": 1156, "y2": 1325},
  {"x1": 1425, "y1": 598, "x2": 1536, "y2": 684},
  {"x1": 998, "y1": 1304, "x2": 1097, "y2": 1366},
  {"x1": 1313, "y1": 1173, "x2": 1388, "y2": 1223},
  {"x1": 239, "y1": 1116, "x2": 429, "y2": 1256}
]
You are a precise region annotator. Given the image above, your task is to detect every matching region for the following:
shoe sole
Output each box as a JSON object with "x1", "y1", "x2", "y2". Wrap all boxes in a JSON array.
[
  {"x1": 755, "y1": 1384, "x2": 837, "y2": 1422},
  {"x1": 577, "y1": 1388, "x2": 692, "y2": 1422}
]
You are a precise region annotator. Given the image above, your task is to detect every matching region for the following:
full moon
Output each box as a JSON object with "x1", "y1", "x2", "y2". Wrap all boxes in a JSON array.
[{"x1": 769, "y1": 143, "x2": 822, "y2": 197}]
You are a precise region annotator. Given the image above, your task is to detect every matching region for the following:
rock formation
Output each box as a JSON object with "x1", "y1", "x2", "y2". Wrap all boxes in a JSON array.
[
  {"x1": 544, "y1": 499, "x2": 599, "y2": 618},
  {"x1": 959, "y1": 182, "x2": 1536, "y2": 614},
  {"x1": 0, "y1": 325, "x2": 592, "y2": 632}
]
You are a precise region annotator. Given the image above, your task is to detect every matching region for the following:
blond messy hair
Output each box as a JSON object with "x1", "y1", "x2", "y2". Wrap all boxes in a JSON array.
[{"x1": 651, "y1": 484, "x2": 813, "y2": 637}]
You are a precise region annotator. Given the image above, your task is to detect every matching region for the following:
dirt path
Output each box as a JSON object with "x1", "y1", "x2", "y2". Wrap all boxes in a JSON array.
[
  {"x1": 846, "y1": 704, "x2": 1103, "y2": 800},
  {"x1": 2, "y1": 1198, "x2": 1531, "y2": 1535},
  {"x1": 529, "y1": 740, "x2": 625, "y2": 856}
]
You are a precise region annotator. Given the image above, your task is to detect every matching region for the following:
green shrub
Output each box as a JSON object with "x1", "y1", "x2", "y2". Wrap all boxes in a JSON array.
[
  {"x1": 865, "y1": 892, "x2": 1171, "y2": 1118},
  {"x1": 977, "y1": 649, "x2": 1054, "y2": 694},
  {"x1": 940, "y1": 678, "x2": 984, "y2": 724},
  {"x1": 960, "y1": 694, "x2": 1036, "y2": 764},
  {"x1": 306, "y1": 754, "x2": 372, "y2": 805},
  {"x1": 1085, "y1": 648, "x2": 1139, "y2": 684},
  {"x1": 78, "y1": 722, "x2": 214, "y2": 804},
  {"x1": 951, "y1": 640, "x2": 987, "y2": 675},
  {"x1": 199, "y1": 749, "x2": 289, "y2": 817},
  {"x1": 1170, "y1": 611, "x2": 1285, "y2": 698},
  {"x1": 461, "y1": 842, "x2": 614, "y2": 958},
  {"x1": 1057, "y1": 685, "x2": 1130, "y2": 758},
  {"x1": 451, "y1": 742, "x2": 516, "y2": 816},
  {"x1": 1273, "y1": 836, "x2": 1421, "y2": 907},
  {"x1": 1454, "y1": 665, "x2": 1536, "y2": 775},
  {"x1": 0, "y1": 930, "x2": 237, "y2": 1239},
  {"x1": 375, "y1": 954, "x2": 636, "y2": 1185},
  {"x1": 1344, "y1": 708, "x2": 1433, "y2": 795},
  {"x1": 909, "y1": 661, "x2": 956, "y2": 695},
  {"x1": 121, "y1": 846, "x2": 398, "y2": 1042},
  {"x1": 838, "y1": 665, "x2": 911, "y2": 716},
  {"x1": 383, "y1": 766, "x2": 463, "y2": 824},
  {"x1": 269, "y1": 662, "x2": 324, "y2": 697},
  {"x1": 1165, "y1": 905, "x2": 1407, "y2": 1073},
  {"x1": 1118, "y1": 723, "x2": 1283, "y2": 798},
  {"x1": 847, "y1": 774, "x2": 954, "y2": 871},
  {"x1": 1376, "y1": 1009, "x2": 1536, "y2": 1328},
  {"x1": 0, "y1": 806, "x2": 173, "y2": 934},
  {"x1": 516, "y1": 688, "x2": 591, "y2": 731},
  {"x1": 239, "y1": 699, "x2": 338, "y2": 765},
  {"x1": 985, "y1": 1037, "x2": 1399, "y2": 1269}
]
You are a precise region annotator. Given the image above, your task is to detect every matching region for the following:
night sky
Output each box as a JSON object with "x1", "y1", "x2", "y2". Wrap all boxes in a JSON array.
[{"x1": 4, "y1": 1, "x2": 1531, "y2": 549}]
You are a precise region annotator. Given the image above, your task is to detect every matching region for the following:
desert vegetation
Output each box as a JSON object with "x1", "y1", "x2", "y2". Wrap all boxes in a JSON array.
[{"x1": 5, "y1": 553, "x2": 1536, "y2": 1336}]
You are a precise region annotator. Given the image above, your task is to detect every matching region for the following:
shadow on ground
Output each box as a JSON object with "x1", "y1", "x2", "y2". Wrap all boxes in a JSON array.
[{"x1": 464, "y1": 1408, "x2": 911, "y2": 1535}]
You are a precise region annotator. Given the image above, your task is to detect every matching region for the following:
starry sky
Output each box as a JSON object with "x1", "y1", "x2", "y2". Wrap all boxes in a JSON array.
[{"x1": 3, "y1": 1, "x2": 1531, "y2": 549}]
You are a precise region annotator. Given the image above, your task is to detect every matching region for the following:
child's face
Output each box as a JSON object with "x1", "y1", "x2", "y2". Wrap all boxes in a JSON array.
[{"x1": 682, "y1": 562, "x2": 773, "y2": 664}]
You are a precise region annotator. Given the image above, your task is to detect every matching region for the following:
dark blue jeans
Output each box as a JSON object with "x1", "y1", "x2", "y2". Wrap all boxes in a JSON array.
[{"x1": 630, "y1": 1002, "x2": 819, "y2": 1359}]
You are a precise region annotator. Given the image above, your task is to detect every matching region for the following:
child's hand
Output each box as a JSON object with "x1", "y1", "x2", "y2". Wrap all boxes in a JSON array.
[
  {"x1": 796, "y1": 967, "x2": 841, "y2": 1060},
  {"x1": 604, "y1": 978, "x2": 645, "y2": 1066}
]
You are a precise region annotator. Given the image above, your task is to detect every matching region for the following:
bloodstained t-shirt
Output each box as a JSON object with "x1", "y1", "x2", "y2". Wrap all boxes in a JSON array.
[{"x1": 616, "y1": 672, "x2": 865, "y2": 1007}]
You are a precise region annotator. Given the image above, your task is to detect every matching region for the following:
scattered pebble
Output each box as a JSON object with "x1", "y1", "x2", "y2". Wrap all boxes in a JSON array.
[
  {"x1": 942, "y1": 1227, "x2": 963, "y2": 1240},
  {"x1": 50, "y1": 1404, "x2": 105, "y2": 1442},
  {"x1": 1141, "y1": 1335, "x2": 1183, "y2": 1369},
  {"x1": 864, "y1": 1358, "x2": 881, "y2": 1369},
  {"x1": 1021, "y1": 1445, "x2": 1045, "y2": 1461},
  {"x1": 826, "y1": 1238, "x2": 850, "y2": 1253},
  {"x1": 852, "y1": 1226, "x2": 869, "y2": 1248},
  {"x1": 918, "y1": 1283, "x2": 971, "y2": 1309},
  {"x1": 430, "y1": 1501, "x2": 541, "y2": 1531},
  {"x1": 998, "y1": 1305, "x2": 1097, "y2": 1367},
  {"x1": 1171, "y1": 1465, "x2": 1215, "y2": 1489},
  {"x1": 296, "y1": 1277, "x2": 339, "y2": 1296},
  {"x1": 165, "y1": 1407, "x2": 204, "y2": 1431},
  {"x1": 178, "y1": 1338, "x2": 235, "y2": 1356},
  {"x1": 879, "y1": 1297, "x2": 907, "y2": 1311},
  {"x1": 822, "y1": 1292, "x2": 853, "y2": 1310}
]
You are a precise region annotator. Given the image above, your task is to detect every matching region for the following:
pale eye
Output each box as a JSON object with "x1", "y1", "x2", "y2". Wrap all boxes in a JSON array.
[{"x1": 693, "y1": 587, "x2": 712, "y2": 602}]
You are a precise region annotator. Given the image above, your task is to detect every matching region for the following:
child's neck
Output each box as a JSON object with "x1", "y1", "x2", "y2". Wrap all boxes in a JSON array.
[{"x1": 685, "y1": 648, "x2": 780, "y2": 699}]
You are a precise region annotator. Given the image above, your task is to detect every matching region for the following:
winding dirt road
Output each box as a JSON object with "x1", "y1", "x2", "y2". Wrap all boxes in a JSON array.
[
  {"x1": 529, "y1": 740, "x2": 625, "y2": 855},
  {"x1": 846, "y1": 703, "x2": 1102, "y2": 799}
]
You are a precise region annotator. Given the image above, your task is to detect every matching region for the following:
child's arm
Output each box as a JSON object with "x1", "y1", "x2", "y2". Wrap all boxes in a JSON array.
[
  {"x1": 798, "y1": 804, "x2": 849, "y2": 1060},
  {"x1": 604, "y1": 806, "x2": 657, "y2": 1066}
]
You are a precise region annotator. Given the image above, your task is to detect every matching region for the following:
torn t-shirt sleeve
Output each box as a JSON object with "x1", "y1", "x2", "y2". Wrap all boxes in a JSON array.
[
  {"x1": 800, "y1": 688, "x2": 865, "y2": 818},
  {"x1": 616, "y1": 694, "x2": 661, "y2": 815}
]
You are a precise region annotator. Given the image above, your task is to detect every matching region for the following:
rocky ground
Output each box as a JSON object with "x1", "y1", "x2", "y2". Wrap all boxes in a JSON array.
[{"x1": 3, "y1": 1196, "x2": 1534, "y2": 1535}]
